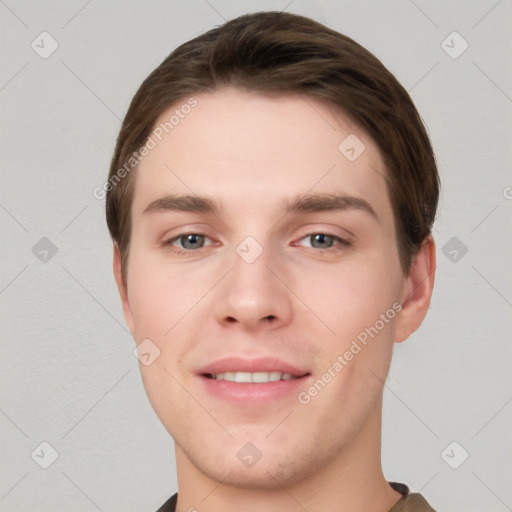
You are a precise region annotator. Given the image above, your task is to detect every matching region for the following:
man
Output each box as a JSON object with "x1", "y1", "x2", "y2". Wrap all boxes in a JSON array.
[{"x1": 106, "y1": 11, "x2": 439, "y2": 512}]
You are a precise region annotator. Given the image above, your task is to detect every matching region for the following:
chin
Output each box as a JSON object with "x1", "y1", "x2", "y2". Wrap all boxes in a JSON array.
[
  {"x1": 180, "y1": 432, "x2": 332, "y2": 492},
  {"x1": 202, "y1": 457, "x2": 312, "y2": 491}
]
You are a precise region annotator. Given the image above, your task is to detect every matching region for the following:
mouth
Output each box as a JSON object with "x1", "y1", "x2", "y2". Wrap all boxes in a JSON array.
[
  {"x1": 203, "y1": 371, "x2": 304, "y2": 382},
  {"x1": 197, "y1": 357, "x2": 311, "y2": 405}
]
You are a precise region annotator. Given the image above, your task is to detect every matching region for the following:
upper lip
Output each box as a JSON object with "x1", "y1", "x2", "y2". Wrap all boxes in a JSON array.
[{"x1": 198, "y1": 357, "x2": 309, "y2": 377}]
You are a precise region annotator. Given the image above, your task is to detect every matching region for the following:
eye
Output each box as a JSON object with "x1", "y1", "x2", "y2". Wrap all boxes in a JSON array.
[
  {"x1": 296, "y1": 232, "x2": 351, "y2": 251},
  {"x1": 163, "y1": 233, "x2": 213, "y2": 254},
  {"x1": 162, "y1": 231, "x2": 350, "y2": 256}
]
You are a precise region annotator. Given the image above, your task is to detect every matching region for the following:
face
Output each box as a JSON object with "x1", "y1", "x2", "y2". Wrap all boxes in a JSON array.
[{"x1": 114, "y1": 87, "x2": 430, "y2": 489}]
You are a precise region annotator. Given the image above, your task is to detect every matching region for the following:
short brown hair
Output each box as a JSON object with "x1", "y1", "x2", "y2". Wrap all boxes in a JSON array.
[{"x1": 106, "y1": 11, "x2": 439, "y2": 284}]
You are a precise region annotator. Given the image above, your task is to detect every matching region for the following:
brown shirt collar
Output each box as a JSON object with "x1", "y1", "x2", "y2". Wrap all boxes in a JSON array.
[{"x1": 155, "y1": 482, "x2": 436, "y2": 511}]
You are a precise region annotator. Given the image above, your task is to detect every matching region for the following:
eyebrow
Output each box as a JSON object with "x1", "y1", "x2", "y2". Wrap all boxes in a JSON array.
[{"x1": 143, "y1": 192, "x2": 378, "y2": 221}]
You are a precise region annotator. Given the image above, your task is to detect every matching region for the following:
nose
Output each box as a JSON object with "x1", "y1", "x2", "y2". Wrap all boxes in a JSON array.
[{"x1": 212, "y1": 241, "x2": 294, "y2": 333}]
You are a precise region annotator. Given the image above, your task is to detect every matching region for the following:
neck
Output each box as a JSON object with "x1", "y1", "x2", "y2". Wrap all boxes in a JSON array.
[{"x1": 174, "y1": 396, "x2": 402, "y2": 512}]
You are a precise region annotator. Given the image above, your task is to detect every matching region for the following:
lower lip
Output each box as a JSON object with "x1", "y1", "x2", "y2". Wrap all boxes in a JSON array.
[{"x1": 199, "y1": 375, "x2": 311, "y2": 405}]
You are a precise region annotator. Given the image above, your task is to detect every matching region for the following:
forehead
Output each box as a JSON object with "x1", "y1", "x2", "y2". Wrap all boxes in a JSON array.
[{"x1": 132, "y1": 87, "x2": 393, "y2": 228}]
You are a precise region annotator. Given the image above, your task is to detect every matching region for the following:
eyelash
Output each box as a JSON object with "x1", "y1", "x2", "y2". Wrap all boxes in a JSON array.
[{"x1": 162, "y1": 232, "x2": 351, "y2": 256}]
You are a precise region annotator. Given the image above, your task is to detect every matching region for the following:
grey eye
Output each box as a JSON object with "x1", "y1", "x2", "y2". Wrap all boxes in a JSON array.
[
  {"x1": 179, "y1": 234, "x2": 205, "y2": 249},
  {"x1": 308, "y1": 234, "x2": 335, "y2": 249}
]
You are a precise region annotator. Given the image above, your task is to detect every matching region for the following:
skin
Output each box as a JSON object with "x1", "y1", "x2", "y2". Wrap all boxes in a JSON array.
[{"x1": 113, "y1": 87, "x2": 436, "y2": 512}]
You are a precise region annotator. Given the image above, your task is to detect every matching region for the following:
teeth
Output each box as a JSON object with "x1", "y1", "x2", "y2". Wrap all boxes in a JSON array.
[
  {"x1": 211, "y1": 371, "x2": 299, "y2": 382},
  {"x1": 235, "y1": 372, "x2": 252, "y2": 383}
]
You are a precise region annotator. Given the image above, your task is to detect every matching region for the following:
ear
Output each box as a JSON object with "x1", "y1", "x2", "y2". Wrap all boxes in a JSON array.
[
  {"x1": 395, "y1": 234, "x2": 436, "y2": 343},
  {"x1": 113, "y1": 243, "x2": 135, "y2": 336}
]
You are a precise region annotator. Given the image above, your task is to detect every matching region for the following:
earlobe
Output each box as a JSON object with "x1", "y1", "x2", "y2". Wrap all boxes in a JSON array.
[
  {"x1": 395, "y1": 235, "x2": 436, "y2": 343},
  {"x1": 113, "y1": 243, "x2": 135, "y2": 336}
]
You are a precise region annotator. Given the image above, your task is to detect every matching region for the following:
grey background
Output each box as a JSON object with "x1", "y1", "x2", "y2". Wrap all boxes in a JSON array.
[{"x1": 1, "y1": 0, "x2": 511, "y2": 511}]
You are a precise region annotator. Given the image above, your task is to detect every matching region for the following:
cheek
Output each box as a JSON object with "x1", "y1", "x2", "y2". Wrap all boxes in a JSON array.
[
  {"x1": 126, "y1": 249, "x2": 218, "y2": 347},
  {"x1": 294, "y1": 262, "x2": 399, "y2": 421},
  {"x1": 128, "y1": 280, "x2": 168, "y2": 339},
  {"x1": 126, "y1": 249, "x2": 178, "y2": 340},
  {"x1": 293, "y1": 257, "x2": 401, "y2": 342}
]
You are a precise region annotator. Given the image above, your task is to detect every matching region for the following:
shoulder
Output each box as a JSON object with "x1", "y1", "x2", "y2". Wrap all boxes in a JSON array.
[
  {"x1": 389, "y1": 492, "x2": 437, "y2": 512},
  {"x1": 155, "y1": 493, "x2": 177, "y2": 512},
  {"x1": 154, "y1": 488, "x2": 437, "y2": 512}
]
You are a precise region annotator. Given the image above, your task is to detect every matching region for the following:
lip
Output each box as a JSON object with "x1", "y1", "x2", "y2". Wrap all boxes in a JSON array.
[
  {"x1": 197, "y1": 357, "x2": 311, "y2": 405},
  {"x1": 197, "y1": 356, "x2": 309, "y2": 376}
]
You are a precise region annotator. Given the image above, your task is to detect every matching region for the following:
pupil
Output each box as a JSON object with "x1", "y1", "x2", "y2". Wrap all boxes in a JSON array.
[
  {"x1": 183, "y1": 234, "x2": 203, "y2": 249},
  {"x1": 313, "y1": 234, "x2": 332, "y2": 248}
]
